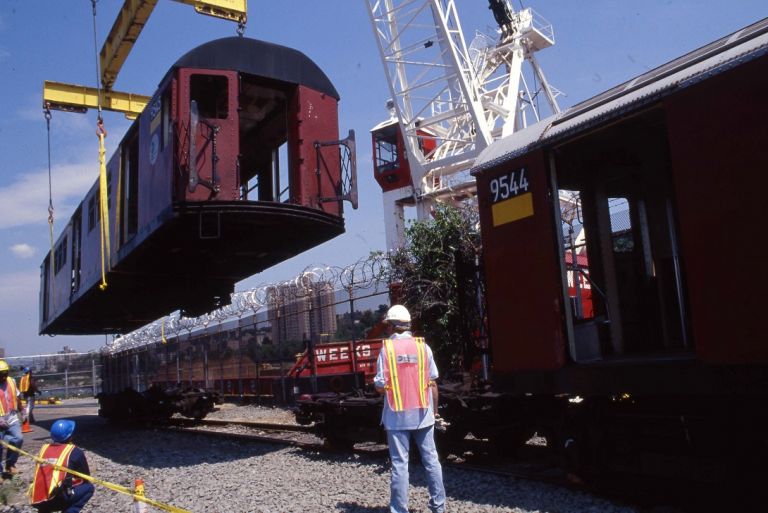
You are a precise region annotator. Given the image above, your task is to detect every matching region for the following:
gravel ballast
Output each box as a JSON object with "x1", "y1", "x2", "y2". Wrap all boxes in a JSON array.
[{"x1": 2, "y1": 401, "x2": 639, "y2": 513}]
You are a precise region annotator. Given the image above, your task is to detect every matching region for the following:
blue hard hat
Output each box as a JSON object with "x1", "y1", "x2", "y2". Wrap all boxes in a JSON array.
[
  {"x1": 51, "y1": 419, "x2": 76, "y2": 443},
  {"x1": 23, "y1": 367, "x2": 30, "y2": 373}
]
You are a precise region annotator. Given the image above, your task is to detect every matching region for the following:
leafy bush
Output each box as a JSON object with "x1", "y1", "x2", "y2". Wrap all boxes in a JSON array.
[{"x1": 388, "y1": 203, "x2": 483, "y2": 372}]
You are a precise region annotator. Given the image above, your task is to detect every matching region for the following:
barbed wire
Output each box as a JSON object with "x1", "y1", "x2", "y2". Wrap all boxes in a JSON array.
[{"x1": 104, "y1": 253, "x2": 391, "y2": 354}]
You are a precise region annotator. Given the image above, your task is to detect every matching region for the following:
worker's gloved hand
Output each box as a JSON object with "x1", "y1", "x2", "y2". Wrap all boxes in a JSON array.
[{"x1": 0, "y1": 418, "x2": 8, "y2": 430}]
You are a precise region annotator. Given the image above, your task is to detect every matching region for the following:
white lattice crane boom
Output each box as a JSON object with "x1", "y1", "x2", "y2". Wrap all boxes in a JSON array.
[{"x1": 367, "y1": 0, "x2": 561, "y2": 249}]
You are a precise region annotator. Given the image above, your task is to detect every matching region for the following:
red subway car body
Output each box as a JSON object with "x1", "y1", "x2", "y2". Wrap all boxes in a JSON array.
[{"x1": 40, "y1": 38, "x2": 355, "y2": 335}]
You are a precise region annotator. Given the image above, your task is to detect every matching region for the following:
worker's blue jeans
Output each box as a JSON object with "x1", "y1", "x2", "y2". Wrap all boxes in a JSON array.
[
  {"x1": 387, "y1": 425, "x2": 446, "y2": 513},
  {"x1": 1, "y1": 421, "x2": 22, "y2": 470},
  {"x1": 62, "y1": 483, "x2": 94, "y2": 513}
]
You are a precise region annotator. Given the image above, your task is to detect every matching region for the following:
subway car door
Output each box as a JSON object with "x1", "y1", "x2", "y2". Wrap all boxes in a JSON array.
[{"x1": 178, "y1": 70, "x2": 240, "y2": 204}]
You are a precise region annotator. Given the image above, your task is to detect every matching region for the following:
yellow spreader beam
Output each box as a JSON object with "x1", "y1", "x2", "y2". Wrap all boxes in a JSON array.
[
  {"x1": 44, "y1": 0, "x2": 247, "y2": 117},
  {"x1": 100, "y1": 1, "x2": 247, "y2": 91},
  {"x1": 43, "y1": 81, "x2": 151, "y2": 120}
]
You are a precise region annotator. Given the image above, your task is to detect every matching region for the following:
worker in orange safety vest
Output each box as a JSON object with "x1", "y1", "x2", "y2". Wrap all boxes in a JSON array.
[
  {"x1": 374, "y1": 305, "x2": 445, "y2": 513},
  {"x1": 0, "y1": 359, "x2": 23, "y2": 479},
  {"x1": 30, "y1": 419, "x2": 94, "y2": 513},
  {"x1": 19, "y1": 367, "x2": 39, "y2": 423}
]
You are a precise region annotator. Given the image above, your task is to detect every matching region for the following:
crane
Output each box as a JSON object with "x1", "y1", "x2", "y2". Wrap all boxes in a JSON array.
[
  {"x1": 42, "y1": 0, "x2": 247, "y2": 119},
  {"x1": 366, "y1": 0, "x2": 561, "y2": 248}
]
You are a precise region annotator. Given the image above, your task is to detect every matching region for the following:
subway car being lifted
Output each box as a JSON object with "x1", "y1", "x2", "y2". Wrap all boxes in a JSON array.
[{"x1": 40, "y1": 37, "x2": 356, "y2": 335}]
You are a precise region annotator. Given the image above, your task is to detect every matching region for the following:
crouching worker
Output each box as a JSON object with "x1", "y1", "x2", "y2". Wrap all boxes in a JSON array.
[{"x1": 30, "y1": 419, "x2": 94, "y2": 513}]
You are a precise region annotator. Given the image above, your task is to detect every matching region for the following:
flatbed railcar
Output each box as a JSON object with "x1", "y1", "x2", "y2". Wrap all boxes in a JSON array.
[
  {"x1": 298, "y1": 17, "x2": 768, "y2": 479},
  {"x1": 40, "y1": 37, "x2": 356, "y2": 335},
  {"x1": 97, "y1": 331, "x2": 385, "y2": 422}
]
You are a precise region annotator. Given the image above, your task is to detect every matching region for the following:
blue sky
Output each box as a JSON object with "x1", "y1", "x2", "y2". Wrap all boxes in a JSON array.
[{"x1": 0, "y1": 1, "x2": 765, "y2": 356}]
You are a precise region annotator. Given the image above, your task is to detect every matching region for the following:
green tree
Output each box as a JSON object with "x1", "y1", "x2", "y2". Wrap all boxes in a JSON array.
[{"x1": 388, "y1": 203, "x2": 483, "y2": 372}]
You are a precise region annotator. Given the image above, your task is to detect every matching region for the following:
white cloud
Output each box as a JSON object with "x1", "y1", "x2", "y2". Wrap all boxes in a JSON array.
[
  {"x1": 0, "y1": 161, "x2": 97, "y2": 230},
  {"x1": 10, "y1": 243, "x2": 36, "y2": 258}
]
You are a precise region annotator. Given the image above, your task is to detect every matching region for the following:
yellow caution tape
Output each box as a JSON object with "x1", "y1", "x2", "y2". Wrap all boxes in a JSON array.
[{"x1": 1, "y1": 440, "x2": 190, "y2": 513}]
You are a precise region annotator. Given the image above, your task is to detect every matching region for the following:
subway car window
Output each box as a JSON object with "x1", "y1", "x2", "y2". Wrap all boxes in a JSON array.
[{"x1": 190, "y1": 75, "x2": 228, "y2": 119}]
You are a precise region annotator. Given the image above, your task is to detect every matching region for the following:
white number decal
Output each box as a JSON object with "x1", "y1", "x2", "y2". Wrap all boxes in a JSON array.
[
  {"x1": 510, "y1": 174, "x2": 519, "y2": 196},
  {"x1": 489, "y1": 167, "x2": 528, "y2": 203},
  {"x1": 519, "y1": 169, "x2": 529, "y2": 192},
  {"x1": 498, "y1": 175, "x2": 509, "y2": 199}
]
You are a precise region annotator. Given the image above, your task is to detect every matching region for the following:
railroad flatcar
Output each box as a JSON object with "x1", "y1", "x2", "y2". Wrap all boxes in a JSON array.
[{"x1": 40, "y1": 37, "x2": 356, "y2": 335}]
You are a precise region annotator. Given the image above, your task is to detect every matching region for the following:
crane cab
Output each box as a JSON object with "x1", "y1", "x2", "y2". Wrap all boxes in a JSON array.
[{"x1": 371, "y1": 118, "x2": 436, "y2": 192}]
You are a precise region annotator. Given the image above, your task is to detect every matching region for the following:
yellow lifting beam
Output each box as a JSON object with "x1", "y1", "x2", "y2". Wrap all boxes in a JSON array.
[
  {"x1": 177, "y1": 0, "x2": 248, "y2": 23},
  {"x1": 43, "y1": 81, "x2": 151, "y2": 120},
  {"x1": 101, "y1": 0, "x2": 247, "y2": 91},
  {"x1": 44, "y1": 0, "x2": 247, "y2": 116},
  {"x1": 100, "y1": 0, "x2": 160, "y2": 92}
]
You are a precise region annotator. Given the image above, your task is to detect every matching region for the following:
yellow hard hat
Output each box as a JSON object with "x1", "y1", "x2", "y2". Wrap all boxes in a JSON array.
[{"x1": 0, "y1": 360, "x2": 9, "y2": 372}]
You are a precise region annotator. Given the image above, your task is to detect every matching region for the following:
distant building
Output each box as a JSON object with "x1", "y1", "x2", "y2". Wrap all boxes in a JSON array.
[
  {"x1": 59, "y1": 346, "x2": 77, "y2": 355},
  {"x1": 268, "y1": 281, "x2": 337, "y2": 344},
  {"x1": 0, "y1": 347, "x2": 5, "y2": 359}
]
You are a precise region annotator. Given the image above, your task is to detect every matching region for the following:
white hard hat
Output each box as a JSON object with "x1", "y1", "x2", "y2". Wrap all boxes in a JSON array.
[{"x1": 385, "y1": 304, "x2": 411, "y2": 324}]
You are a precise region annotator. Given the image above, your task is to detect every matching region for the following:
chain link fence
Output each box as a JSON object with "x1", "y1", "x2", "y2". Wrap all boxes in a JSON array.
[
  {"x1": 5, "y1": 353, "x2": 102, "y2": 399},
  {"x1": 101, "y1": 255, "x2": 394, "y2": 401}
]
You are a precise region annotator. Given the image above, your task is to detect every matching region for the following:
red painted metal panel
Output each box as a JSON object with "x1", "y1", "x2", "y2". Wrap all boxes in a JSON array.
[
  {"x1": 476, "y1": 149, "x2": 566, "y2": 372},
  {"x1": 288, "y1": 86, "x2": 341, "y2": 215},
  {"x1": 289, "y1": 339, "x2": 383, "y2": 383},
  {"x1": 665, "y1": 55, "x2": 768, "y2": 364}
]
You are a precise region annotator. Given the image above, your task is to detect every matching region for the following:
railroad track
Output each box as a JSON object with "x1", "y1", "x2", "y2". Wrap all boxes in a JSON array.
[
  {"x1": 163, "y1": 417, "x2": 390, "y2": 456},
  {"x1": 157, "y1": 417, "x2": 719, "y2": 510},
  {"x1": 169, "y1": 417, "x2": 316, "y2": 433}
]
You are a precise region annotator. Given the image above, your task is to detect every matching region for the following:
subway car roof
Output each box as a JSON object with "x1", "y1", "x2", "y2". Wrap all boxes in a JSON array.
[
  {"x1": 171, "y1": 37, "x2": 340, "y2": 100},
  {"x1": 473, "y1": 16, "x2": 768, "y2": 174}
]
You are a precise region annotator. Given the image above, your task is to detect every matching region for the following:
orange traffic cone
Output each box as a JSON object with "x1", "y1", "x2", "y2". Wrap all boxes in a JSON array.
[{"x1": 21, "y1": 418, "x2": 33, "y2": 433}]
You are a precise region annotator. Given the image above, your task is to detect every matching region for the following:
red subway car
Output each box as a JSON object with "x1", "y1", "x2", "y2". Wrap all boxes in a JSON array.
[
  {"x1": 470, "y1": 17, "x2": 768, "y2": 475},
  {"x1": 40, "y1": 38, "x2": 356, "y2": 335}
]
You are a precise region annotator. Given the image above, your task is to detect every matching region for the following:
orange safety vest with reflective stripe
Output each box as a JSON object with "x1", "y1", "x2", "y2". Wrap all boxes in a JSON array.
[
  {"x1": 0, "y1": 377, "x2": 18, "y2": 416},
  {"x1": 19, "y1": 374, "x2": 30, "y2": 393},
  {"x1": 381, "y1": 337, "x2": 430, "y2": 412},
  {"x1": 30, "y1": 443, "x2": 83, "y2": 505}
]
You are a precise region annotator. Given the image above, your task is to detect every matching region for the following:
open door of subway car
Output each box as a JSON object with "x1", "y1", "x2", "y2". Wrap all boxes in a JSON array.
[{"x1": 553, "y1": 107, "x2": 690, "y2": 362}]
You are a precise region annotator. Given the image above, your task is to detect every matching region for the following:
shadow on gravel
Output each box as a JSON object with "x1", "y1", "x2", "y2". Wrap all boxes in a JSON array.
[
  {"x1": 292, "y1": 447, "x2": 602, "y2": 513},
  {"x1": 335, "y1": 502, "x2": 387, "y2": 513}
]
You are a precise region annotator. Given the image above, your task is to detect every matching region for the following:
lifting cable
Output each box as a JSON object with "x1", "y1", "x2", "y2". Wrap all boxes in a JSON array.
[
  {"x1": 91, "y1": 0, "x2": 110, "y2": 290},
  {"x1": 44, "y1": 103, "x2": 56, "y2": 303},
  {"x1": 1, "y1": 440, "x2": 191, "y2": 513}
]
